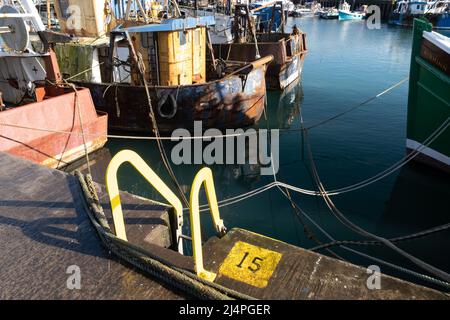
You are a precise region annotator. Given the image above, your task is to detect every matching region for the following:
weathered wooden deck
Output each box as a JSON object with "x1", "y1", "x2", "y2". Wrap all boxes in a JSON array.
[{"x1": 0, "y1": 151, "x2": 184, "y2": 299}]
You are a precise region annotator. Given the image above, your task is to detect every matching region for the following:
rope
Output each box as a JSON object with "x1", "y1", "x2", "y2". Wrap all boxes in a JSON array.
[
  {"x1": 191, "y1": 115, "x2": 450, "y2": 212},
  {"x1": 303, "y1": 126, "x2": 450, "y2": 283},
  {"x1": 5, "y1": 74, "x2": 411, "y2": 141},
  {"x1": 294, "y1": 191, "x2": 450, "y2": 288},
  {"x1": 1, "y1": 115, "x2": 448, "y2": 206},
  {"x1": 0, "y1": 122, "x2": 261, "y2": 140},
  {"x1": 64, "y1": 81, "x2": 92, "y2": 175},
  {"x1": 132, "y1": 42, "x2": 190, "y2": 209},
  {"x1": 276, "y1": 175, "x2": 450, "y2": 290},
  {"x1": 306, "y1": 77, "x2": 409, "y2": 130},
  {"x1": 264, "y1": 74, "x2": 343, "y2": 260},
  {"x1": 291, "y1": 89, "x2": 450, "y2": 290},
  {"x1": 76, "y1": 171, "x2": 256, "y2": 300},
  {"x1": 64, "y1": 62, "x2": 105, "y2": 81},
  {"x1": 310, "y1": 222, "x2": 450, "y2": 251}
]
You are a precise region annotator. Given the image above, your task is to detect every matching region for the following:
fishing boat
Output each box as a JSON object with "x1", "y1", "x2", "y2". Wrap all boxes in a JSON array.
[
  {"x1": 390, "y1": 0, "x2": 450, "y2": 30},
  {"x1": 249, "y1": 0, "x2": 295, "y2": 27},
  {"x1": 319, "y1": 7, "x2": 339, "y2": 19},
  {"x1": 178, "y1": 3, "x2": 234, "y2": 43},
  {"x1": 212, "y1": 2, "x2": 308, "y2": 90},
  {"x1": 0, "y1": 1, "x2": 107, "y2": 169},
  {"x1": 407, "y1": 19, "x2": 450, "y2": 172},
  {"x1": 290, "y1": 6, "x2": 313, "y2": 17},
  {"x1": 51, "y1": 0, "x2": 272, "y2": 135},
  {"x1": 290, "y1": 2, "x2": 322, "y2": 17},
  {"x1": 338, "y1": 1, "x2": 366, "y2": 20}
]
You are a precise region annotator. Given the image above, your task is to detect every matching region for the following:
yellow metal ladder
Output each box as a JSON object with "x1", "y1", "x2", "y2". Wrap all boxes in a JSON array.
[{"x1": 105, "y1": 149, "x2": 225, "y2": 281}]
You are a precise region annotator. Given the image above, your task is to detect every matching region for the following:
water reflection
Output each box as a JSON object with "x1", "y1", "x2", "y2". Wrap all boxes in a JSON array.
[{"x1": 264, "y1": 80, "x2": 304, "y2": 130}]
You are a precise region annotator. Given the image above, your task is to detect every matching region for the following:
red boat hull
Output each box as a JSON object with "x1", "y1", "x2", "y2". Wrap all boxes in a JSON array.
[{"x1": 0, "y1": 88, "x2": 108, "y2": 168}]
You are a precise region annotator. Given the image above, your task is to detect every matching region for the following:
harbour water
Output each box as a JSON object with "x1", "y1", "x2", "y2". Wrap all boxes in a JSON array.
[{"x1": 104, "y1": 18, "x2": 450, "y2": 289}]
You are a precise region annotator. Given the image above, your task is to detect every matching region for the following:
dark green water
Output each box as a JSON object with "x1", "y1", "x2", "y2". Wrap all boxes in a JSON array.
[{"x1": 105, "y1": 19, "x2": 450, "y2": 290}]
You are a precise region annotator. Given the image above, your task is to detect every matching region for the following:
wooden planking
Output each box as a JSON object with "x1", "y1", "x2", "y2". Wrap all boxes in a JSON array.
[
  {"x1": 203, "y1": 228, "x2": 449, "y2": 300},
  {"x1": 0, "y1": 151, "x2": 186, "y2": 299}
]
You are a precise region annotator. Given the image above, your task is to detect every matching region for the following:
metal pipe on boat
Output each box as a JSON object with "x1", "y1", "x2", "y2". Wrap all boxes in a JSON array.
[
  {"x1": 249, "y1": 54, "x2": 274, "y2": 70},
  {"x1": 226, "y1": 55, "x2": 274, "y2": 77}
]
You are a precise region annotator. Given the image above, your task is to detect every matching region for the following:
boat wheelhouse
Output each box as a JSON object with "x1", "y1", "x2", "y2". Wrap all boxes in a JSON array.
[
  {"x1": 212, "y1": 2, "x2": 308, "y2": 90},
  {"x1": 52, "y1": 0, "x2": 272, "y2": 134}
]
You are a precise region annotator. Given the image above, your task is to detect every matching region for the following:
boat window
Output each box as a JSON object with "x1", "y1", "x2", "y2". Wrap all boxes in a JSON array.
[
  {"x1": 179, "y1": 31, "x2": 187, "y2": 46},
  {"x1": 417, "y1": 5, "x2": 420, "y2": 9}
]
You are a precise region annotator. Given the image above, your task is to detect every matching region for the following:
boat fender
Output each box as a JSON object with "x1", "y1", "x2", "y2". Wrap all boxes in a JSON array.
[{"x1": 157, "y1": 93, "x2": 178, "y2": 119}]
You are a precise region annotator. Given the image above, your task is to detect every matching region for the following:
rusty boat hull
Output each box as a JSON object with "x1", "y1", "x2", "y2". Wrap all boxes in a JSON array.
[
  {"x1": 0, "y1": 88, "x2": 108, "y2": 169},
  {"x1": 213, "y1": 33, "x2": 308, "y2": 91},
  {"x1": 73, "y1": 65, "x2": 268, "y2": 134}
]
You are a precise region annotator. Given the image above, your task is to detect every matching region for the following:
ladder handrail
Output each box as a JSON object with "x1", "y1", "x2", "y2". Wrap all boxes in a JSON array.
[
  {"x1": 105, "y1": 150, "x2": 227, "y2": 282},
  {"x1": 189, "y1": 167, "x2": 226, "y2": 282},
  {"x1": 105, "y1": 150, "x2": 184, "y2": 254}
]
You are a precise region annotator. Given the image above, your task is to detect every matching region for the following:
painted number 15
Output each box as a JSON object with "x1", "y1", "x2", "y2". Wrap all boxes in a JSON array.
[{"x1": 236, "y1": 252, "x2": 264, "y2": 273}]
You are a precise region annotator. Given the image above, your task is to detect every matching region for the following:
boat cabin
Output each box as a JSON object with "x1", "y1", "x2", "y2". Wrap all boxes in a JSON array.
[
  {"x1": 52, "y1": 0, "x2": 215, "y2": 87},
  {"x1": 108, "y1": 16, "x2": 213, "y2": 86}
]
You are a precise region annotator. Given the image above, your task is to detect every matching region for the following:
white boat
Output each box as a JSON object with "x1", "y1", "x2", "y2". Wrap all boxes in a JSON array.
[
  {"x1": 250, "y1": 0, "x2": 295, "y2": 15},
  {"x1": 319, "y1": 8, "x2": 339, "y2": 19},
  {"x1": 389, "y1": 0, "x2": 450, "y2": 29},
  {"x1": 290, "y1": 1, "x2": 322, "y2": 17},
  {"x1": 338, "y1": 1, "x2": 366, "y2": 20}
]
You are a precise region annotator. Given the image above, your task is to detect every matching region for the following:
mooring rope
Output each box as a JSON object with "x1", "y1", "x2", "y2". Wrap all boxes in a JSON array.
[
  {"x1": 1, "y1": 115, "x2": 448, "y2": 208},
  {"x1": 192, "y1": 115, "x2": 450, "y2": 213},
  {"x1": 305, "y1": 126, "x2": 450, "y2": 283},
  {"x1": 293, "y1": 75, "x2": 449, "y2": 284},
  {"x1": 0, "y1": 75, "x2": 410, "y2": 143},
  {"x1": 310, "y1": 223, "x2": 450, "y2": 251},
  {"x1": 276, "y1": 187, "x2": 450, "y2": 289},
  {"x1": 306, "y1": 77, "x2": 409, "y2": 130},
  {"x1": 76, "y1": 171, "x2": 256, "y2": 300},
  {"x1": 65, "y1": 81, "x2": 92, "y2": 176},
  {"x1": 291, "y1": 89, "x2": 450, "y2": 290}
]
